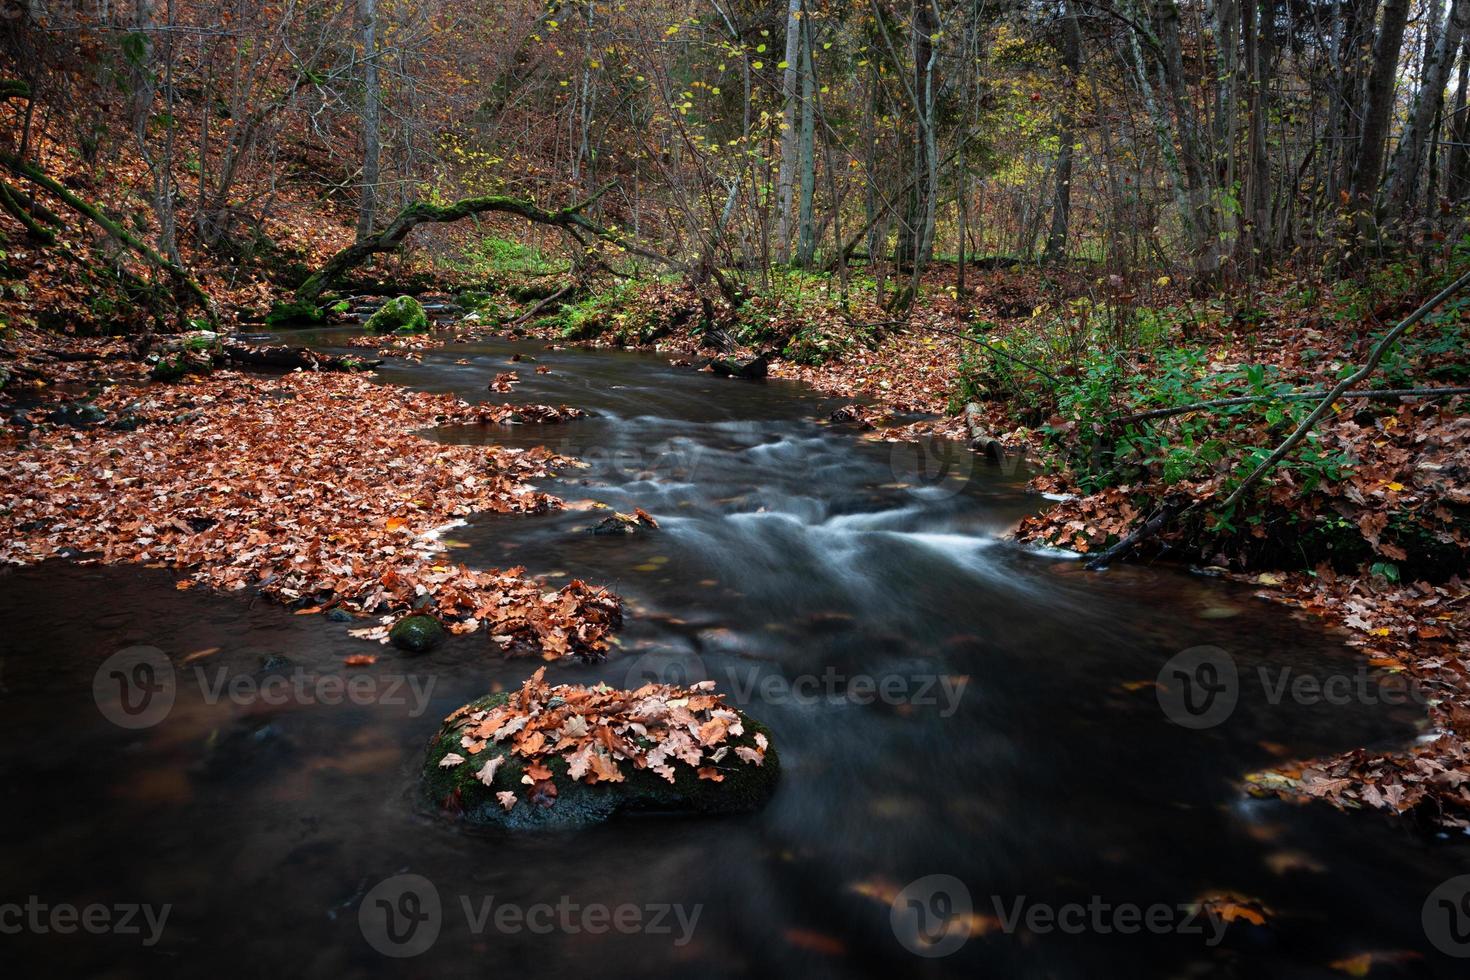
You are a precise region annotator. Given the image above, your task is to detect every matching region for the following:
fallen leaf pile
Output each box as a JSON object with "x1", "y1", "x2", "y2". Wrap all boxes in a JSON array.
[
  {"x1": 0, "y1": 369, "x2": 619, "y2": 659},
  {"x1": 0, "y1": 328, "x2": 151, "y2": 387},
  {"x1": 342, "y1": 333, "x2": 448, "y2": 361},
  {"x1": 1242, "y1": 568, "x2": 1470, "y2": 827},
  {"x1": 438, "y1": 666, "x2": 769, "y2": 810}
]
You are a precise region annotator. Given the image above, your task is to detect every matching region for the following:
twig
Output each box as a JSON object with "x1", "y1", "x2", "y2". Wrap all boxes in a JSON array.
[
  {"x1": 1218, "y1": 269, "x2": 1470, "y2": 513},
  {"x1": 509, "y1": 282, "x2": 578, "y2": 327},
  {"x1": 907, "y1": 319, "x2": 1061, "y2": 384},
  {"x1": 1113, "y1": 386, "x2": 1470, "y2": 427}
]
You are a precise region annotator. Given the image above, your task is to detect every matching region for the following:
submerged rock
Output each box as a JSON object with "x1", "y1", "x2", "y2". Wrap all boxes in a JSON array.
[
  {"x1": 47, "y1": 402, "x2": 107, "y2": 427},
  {"x1": 365, "y1": 295, "x2": 430, "y2": 334},
  {"x1": 587, "y1": 509, "x2": 659, "y2": 535},
  {"x1": 709, "y1": 352, "x2": 772, "y2": 380},
  {"x1": 390, "y1": 614, "x2": 445, "y2": 653},
  {"x1": 423, "y1": 673, "x2": 779, "y2": 831}
]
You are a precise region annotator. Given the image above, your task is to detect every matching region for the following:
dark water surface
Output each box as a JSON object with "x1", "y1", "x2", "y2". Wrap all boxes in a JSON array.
[{"x1": 3, "y1": 329, "x2": 1467, "y2": 977}]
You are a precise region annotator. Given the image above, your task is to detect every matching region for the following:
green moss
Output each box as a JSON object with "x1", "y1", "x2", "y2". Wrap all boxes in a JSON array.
[
  {"x1": 265, "y1": 300, "x2": 327, "y2": 328},
  {"x1": 365, "y1": 295, "x2": 429, "y2": 334},
  {"x1": 507, "y1": 280, "x2": 564, "y2": 302},
  {"x1": 422, "y1": 693, "x2": 781, "y2": 831},
  {"x1": 389, "y1": 614, "x2": 445, "y2": 653},
  {"x1": 149, "y1": 353, "x2": 190, "y2": 381},
  {"x1": 552, "y1": 283, "x2": 673, "y2": 344}
]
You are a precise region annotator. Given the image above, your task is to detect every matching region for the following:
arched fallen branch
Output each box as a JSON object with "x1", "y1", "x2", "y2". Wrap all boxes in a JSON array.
[{"x1": 295, "y1": 188, "x2": 687, "y2": 304}]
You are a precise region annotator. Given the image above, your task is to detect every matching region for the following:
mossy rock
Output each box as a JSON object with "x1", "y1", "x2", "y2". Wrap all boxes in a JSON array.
[
  {"x1": 149, "y1": 355, "x2": 187, "y2": 382},
  {"x1": 453, "y1": 288, "x2": 497, "y2": 311},
  {"x1": 149, "y1": 351, "x2": 213, "y2": 382},
  {"x1": 390, "y1": 614, "x2": 445, "y2": 653},
  {"x1": 422, "y1": 693, "x2": 781, "y2": 831},
  {"x1": 365, "y1": 295, "x2": 429, "y2": 334},
  {"x1": 265, "y1": 300, "x2": 327, "y2": 328}
]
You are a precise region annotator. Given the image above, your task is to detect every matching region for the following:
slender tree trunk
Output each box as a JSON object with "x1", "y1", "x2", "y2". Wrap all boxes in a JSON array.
[
  {"x1": 1044, "y1": 0, "x2": 1082, "y2": 263},
  {"x1": 1214, "y1": 0, "x2": 1241, "y2": 259},
  {"x1": 775, "y1": 0, "x2": 802, "y2": 262},
  {"x1": 1382, "y1": 0, "x2": 1470, "y2": 224},
  {"x1": 356, "y1": 0, "x2": 382, "y2": 240},
  {"x1": 1351, "y1": 0, "x2": 1410, "y2": 213},
  {"x1": 1154, "y1": 0, "x2": 1215, "y2": 267},
  {"x1": 1238, "y1": 0, "x2": 1274, "y2": 269},
  {"x1": 575, "y1": 0, "x2": 597, "y2": 197},
  {"x1": 1127, "y1": 3, "x2": 1199, "y2": 270},
  {"x1": 796, "y1": 13, "x2": 817, "y2": 268},
  {"x1": 1450, "y1": 34, "x2": 1470, "y2": 200},
  {"x1": 898, "y1": 0, "x2": 937, "y2": 292}
]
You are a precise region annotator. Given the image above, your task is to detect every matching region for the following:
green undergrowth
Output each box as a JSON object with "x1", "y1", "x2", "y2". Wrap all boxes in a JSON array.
[
  {"x1": 528, "y1": 269, "x2": 884, "y2": 363},
  {"x1": 953, "y1": 260, "x2": 1470, "y2": 571}
]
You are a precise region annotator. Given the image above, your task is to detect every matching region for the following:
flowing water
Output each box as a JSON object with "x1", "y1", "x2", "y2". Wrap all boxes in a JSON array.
[{"x1": 2, "y1": 330, "x2": 1467, "y2": 977}]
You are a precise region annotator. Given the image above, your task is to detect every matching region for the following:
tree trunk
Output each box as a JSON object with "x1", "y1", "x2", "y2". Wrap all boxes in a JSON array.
[
  {"x1": 356, "y1": 0, "x2": 382, "y2": 241},
  {"x1": 1350, "y1": 0, "x2": 1410, "y2": 211},
  {"x1": 1238, "y1": 0, "x2": 1274, "y2": 269},
  {"x1": 795, "y1": 12, "x2": 818, "y2": 268},
  {"x1": 1382, "y1": 0, "x2": 1470, "y2": 224},
  {"x1": 1154, "y1": 0, "x2": 1215, "y2": 269},
  {"x1": 896, "y1": 0, "x2": 937, "y2": 287},
  {"x1": 775, "y1": 0, "x2": 802, "y2": 262},
  {"x1": 1044, "y1": 0, "x2": 1082, "y2": 263},
  {"x1": 297, "y1": 191, "x2": 687, "y2": 303},
  {"x1": 1451, "y1": 34, "x2": 1470, "y2": 200}
]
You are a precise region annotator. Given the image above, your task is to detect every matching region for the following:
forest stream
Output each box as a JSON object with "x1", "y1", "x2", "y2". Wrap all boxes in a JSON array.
[{"x1": 2, "y1": 330, "x2": 1467, "y2": 978}]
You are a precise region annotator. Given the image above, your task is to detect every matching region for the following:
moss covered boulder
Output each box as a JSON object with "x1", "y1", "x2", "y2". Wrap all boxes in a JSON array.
[
  {"x1": 423, "y1": 669, "x2": 779, "y2": 830},
  {"x1": 265, "y1": 300, "x2": 327, "y2": 328},
  {"x1": 365, "y1": 295, "x2": 429, "y2": 334},
  {"x1": 390, "y1": 614, "x2": 445, "y2": 653}
]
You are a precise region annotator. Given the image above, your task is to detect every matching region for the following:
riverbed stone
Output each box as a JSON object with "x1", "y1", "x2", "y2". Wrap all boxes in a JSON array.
[
  {"x1": 365, "y1": 295, "x2": 429, "y2": 334},
  {"x1": 422, "y1": 692, "x2": 780, "y2": 830},
  {"x1": 390, "y1": 614, "x2": 445, "y2": 653}
]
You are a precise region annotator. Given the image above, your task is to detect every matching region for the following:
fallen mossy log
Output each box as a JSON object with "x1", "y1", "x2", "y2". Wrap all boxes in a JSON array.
[
  {"x1": 296, "y1": 187, "x2": 686, "y2": 304},
  {"x1": 0, "y1": 152, "x2": 213, "y2": 317},
  {"x1": 0, "y1": 179, "x2": 57, "y2": 244},
  {"x1": 222, "y1": 340, "x2": 381, "y2": 372}
]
